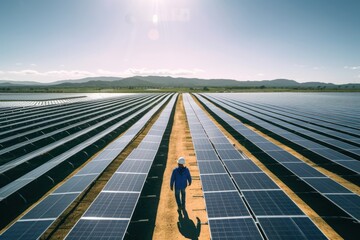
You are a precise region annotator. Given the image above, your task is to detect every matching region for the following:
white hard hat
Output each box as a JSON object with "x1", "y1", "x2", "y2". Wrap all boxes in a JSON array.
[{"x1": 177, "y1": 157, "x2": 185, "y2": 164}]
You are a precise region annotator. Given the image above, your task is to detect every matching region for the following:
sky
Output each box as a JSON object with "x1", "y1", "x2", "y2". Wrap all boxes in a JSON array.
[{"x1": 0, "y1": 0, "x2": 360, "y2": 84}]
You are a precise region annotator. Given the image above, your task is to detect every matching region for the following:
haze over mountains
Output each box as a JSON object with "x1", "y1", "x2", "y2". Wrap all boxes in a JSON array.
[{"x1": 0, "y1": 76, "x2": 359, "y2": 89}]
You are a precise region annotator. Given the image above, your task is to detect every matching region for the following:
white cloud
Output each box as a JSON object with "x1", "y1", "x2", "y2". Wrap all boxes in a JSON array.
[
  {"x1": 4, "y1": 69, "x2": 95, "y2": 78},
  {"x1": 0, "y1": 68, "x2": 204, "y2": 82},
  {"x1": 8, "y1": 69, "x2": 41, "y2": 75},
  {"x1": 97, "y1": 69, "x2": 121, "y2": 76},
  {"x1": 30, "y1": 63, "x2": 37, "y2": 67},
  {"x1": 124, "y1": 68, "x2": 204, "y2": 76},
  {"x1": 344, "y1": 65, "x2": 360, "y2": 70}
]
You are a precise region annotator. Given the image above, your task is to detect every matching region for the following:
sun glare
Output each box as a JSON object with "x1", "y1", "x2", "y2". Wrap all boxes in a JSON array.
[{"x1": 152, "y1": 14, "x2": 159, "y2": 24}]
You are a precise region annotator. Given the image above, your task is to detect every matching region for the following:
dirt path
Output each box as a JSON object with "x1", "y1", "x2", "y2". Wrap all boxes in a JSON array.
[{"x1": 153, "y1": 94, "x2": 210, "y2": 240}]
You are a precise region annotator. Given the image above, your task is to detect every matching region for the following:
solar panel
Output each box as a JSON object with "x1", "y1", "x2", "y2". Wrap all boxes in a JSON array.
[
  {"x1": 201, "y1": 174, "x2": 236, "y2": 192},
  {"x1": 212, "y1": 143, "x2": 237, "y2": 150},
  {"x1": 333, "y1": 160, "x2": 360, "y2": 174},
  {"x1": 312, "y1": 148, "x2": 354, "y2": 161},
  {"x1": 83, "y1": 192, "x2": 140, "y2": 219},
  {"x1": 197, "y1": 161, "x2": 227, "y2": 174},
  {"x1": 208, "y1": 218, "x2": 263, "y2": 240},
  {"x1": 193, "y1": 143, "x2": 214, "y2": 150},
  {"x1": 217, "y1": 149, "x2": 244, "y2": 160},
  {"x1": 137, "y1": 141, "x2": 160, "y2": 150},
  {"x1": 103, "y1": 173, "x2": 147, "y2": 192},
  {"x1": 326, "y1": 194, "x2": 360, "y2": 220},
  {"x1": 192, "y1": 138, "x2": 212, "y2": 146},
  {"x1": 142, "y1": 135, "x2": 162, "y2": 142},
  {"x1": 243, "y1": 190, "x2": 304, "y2": 216},
  {"x1": 147, "y1": 129, "x2": 164, "y2": 136},
  {"x1": 65, "y1": 219, "x2": 129, "y2": 240},
  {"x1": 204, "y1": 191, "x2": 250, "y2": 218},
  {"x1": 244, "y1": 135, "x2": 269, "y2": 143},
  {"x1": 126, "y1": 149, "x2": 157, "y2": 161},
  {"x1": 94, "y1": 149, "x2": 121, "y2": 160},
  {"x1": 0, "y1": 220, "x2": 55, "y2": 240},
  {"x1": 116, "y1": 160, "x2": 153, "y2": 173},
  {"x1": 258, "y1": 217, "x2": 327, "y2": 239},
  {"x1": 303, "y1": 178, "x2": 352, "y2": 194},
  {"x1": 22, "y1": 193, "x2": 79, "y2": 219},
  {"x1": 76, "y1": 160, "x2": 111, "y2": 175},
  {"x1": 53, "y1": 174, "x2": 98, "y2": 193},
  {"x1": 264, "y1": 151, "x2": 300, "y2": 163},
  {"x1": 254, "y1": 142, "x2": 283, "y2": 151},
  {"x1": 282, "y1": 163, "x2": 325, "y2": 178},
  {"x1": 232, "y1": 173, "x2": 279, "y2": 190},
  {"x1": 195, "y1": 149, "x2": 219, "y2": 161},
  {"x1": 210, "y1": 137, "x2": 229, "y2": 144},
  {"x1": 224, "y1": 159, "x2": 262, "y2": 173}
]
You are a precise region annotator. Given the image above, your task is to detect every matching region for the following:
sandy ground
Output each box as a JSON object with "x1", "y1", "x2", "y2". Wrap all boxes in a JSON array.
[
  {"x1": 153, "y1": 94, "x2": 210, "y2": 240},
  {"x1": 192, "y1": 95, "x2": 343, "y2": 240}
]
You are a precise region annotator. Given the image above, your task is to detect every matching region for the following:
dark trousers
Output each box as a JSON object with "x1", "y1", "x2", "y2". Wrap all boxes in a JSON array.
[{"x1": 175, "y1": 188, "x2": 186, "y2": 209}]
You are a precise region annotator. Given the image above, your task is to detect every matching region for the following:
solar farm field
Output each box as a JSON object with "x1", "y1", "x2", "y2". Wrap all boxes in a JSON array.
[{"x1": 0, "y1": 92, "x2": 359, "y2": 239}]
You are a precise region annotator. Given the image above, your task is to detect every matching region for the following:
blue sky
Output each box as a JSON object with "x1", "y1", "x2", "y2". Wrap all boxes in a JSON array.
[{"x1": 0, "y1": 0, "x2": 359, "y2": 83}]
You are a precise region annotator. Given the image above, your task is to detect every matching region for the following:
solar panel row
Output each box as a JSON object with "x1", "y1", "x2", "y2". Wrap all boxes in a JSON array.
[
  {"x1": 214, "y1": 96, "x2": 360, "y2": 159},
  {"x1": 183, "y1": 94, "x2": 326, "y2": 239},
  {"x1": 0, "y1": 95, "x2": 174, "y2": 239},
  {"x1": 227, "y1": 96, "x2": 360, "y2": 135},
  {"x1": 196, "y1": 93, "x2": 359, "y2": 238},
  {"x1": 65, "y1": 94, "x2": 177, "y2": 240},
  {"x1": 183, "y1": 94, "x2": 263, "y2": 239},
  {"x1": 221, "y1": 96, "x2": 360, "y2": 140},
  {"x1": 0, "y1": 95, "x2": 155, "y2": 172},
  {"x1": 209, "y1": 95, "x2": 360, "y2": 177},
  {"x1": 0, "y1": 95, "x2": 168, "y2": 203}
]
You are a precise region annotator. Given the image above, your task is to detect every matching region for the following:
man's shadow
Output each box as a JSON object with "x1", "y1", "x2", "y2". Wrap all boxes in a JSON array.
[{"x1": 177, "y1": 209, "x2": 201, "y2": 240}]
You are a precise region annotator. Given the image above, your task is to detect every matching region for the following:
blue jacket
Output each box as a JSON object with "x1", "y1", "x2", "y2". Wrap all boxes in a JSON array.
[{"x1": 170, "y1": 167, "x2": 192, "y2": 190}]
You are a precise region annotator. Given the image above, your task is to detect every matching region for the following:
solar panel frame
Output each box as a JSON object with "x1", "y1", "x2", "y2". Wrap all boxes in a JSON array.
[
  {"x1": 126, "y1": 149, "x2": 157, "y2": 161},
  {"x1": 53, "y1": 174, "x2": 98, "y2": 194},
  {"x1": 258, "y1": 217, "x2": 327, "y2": 240},
  {"x1": 232, "y1": 173, "x2": 280, "y2": 190},
  {"x1": 302, "y1": 178, "x2": 352, "y2": 194},
  {"x1": 195, "y1": 149, "x2": 219, "y2": 161},
  {"x1": 325, "y1": 194, "x2": 360, "y2": 220},
  {"x1": 103, "y1": 173, "x2": 147, "y2": 192},
  {"x1": 115, "y1": 160, "x2": 153, "y2": 174},
  {"x1": 204, "y1": 191, "x2": 251, "y2": 218},
  {"x1": 208, "y1": 218, "x2": 264, "y2": 240},
  {"x1": 197, "y1": 161, "x2": 227, "y2": 174},
  {"x1": 21, "y1": 193, "x2": 79, "y2": 220},
  {"x1": 224, "y1": 159, "x2": 262, "y2": 173},
  {"x1": 217, "y1": 149, "x2": 245, "y2": 161},
  {"x1": 242, "y1": 190, "x2": 304, "y2": 216},
  {"x1": 65, "y1": 219, "x2": 129, "y2": 240},
  {"x1": 200, "y1": 174, "x2": 237, "y2": 192},
  {"x1": 282, "y1": 162, "x2": 325, "y2": 178},
  {"x1": 0, "y1": 220, "x2": 55, "y2": 240}
]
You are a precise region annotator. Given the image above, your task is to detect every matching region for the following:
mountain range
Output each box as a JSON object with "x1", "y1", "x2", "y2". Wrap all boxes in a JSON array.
[{"x1": 0, "y1": 76, "x2": 359, "y2": 89}]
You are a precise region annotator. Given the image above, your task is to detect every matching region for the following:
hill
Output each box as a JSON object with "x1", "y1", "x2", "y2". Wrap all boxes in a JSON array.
[{"x1": 1, "y1": 76, "x2": 359, "y2": 89}]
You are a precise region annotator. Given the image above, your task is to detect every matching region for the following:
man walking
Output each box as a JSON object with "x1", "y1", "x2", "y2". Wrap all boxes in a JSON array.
[{"x1": 170, "y1": 157, "x2": 192, "y2": 212}]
